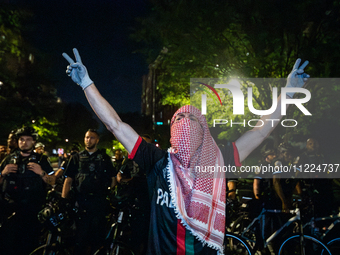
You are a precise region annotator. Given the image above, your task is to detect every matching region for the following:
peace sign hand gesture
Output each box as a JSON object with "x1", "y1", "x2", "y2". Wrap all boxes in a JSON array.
[
  {"x1": 62, "y1": 48, "x2": 93, "y2": 90},
  {"x1": 286, "y1": 58, "x2": 310, "y2": 98}
]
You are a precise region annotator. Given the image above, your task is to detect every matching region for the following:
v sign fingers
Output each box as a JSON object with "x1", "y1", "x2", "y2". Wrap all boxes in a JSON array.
[
  {"x1": 286, "y1": 58, "x2": 310, "y2": 98},
  {"x1": 292, "y1": 58, "x2": 301, "y2": 71},
  {"x1": 62, "y1": 53, "x2": 75, "y2": 64},
  {"x1": 297, "y1": 60, "x2": 309, "y2": 72},
  {"x1": 62, "y1": 48, "x2": 93, "y2": 90},
  {"x1": 73, "y1": 48, "x2": 83, "y2": 64}
]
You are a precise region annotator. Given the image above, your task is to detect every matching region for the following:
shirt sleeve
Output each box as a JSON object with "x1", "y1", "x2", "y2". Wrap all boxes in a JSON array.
[
  {"x1": 128, "y1": 137, "x2": 166, "y2": 175},
  {"x1": 64, "y1": 154, "x2": 79, "y2": 179},
  {"x1": 218, "y1": 141, "x2": 242, "y2": 167},
  {"x1": 104, "y1": 153, "x2": 116, "y2": 177}
]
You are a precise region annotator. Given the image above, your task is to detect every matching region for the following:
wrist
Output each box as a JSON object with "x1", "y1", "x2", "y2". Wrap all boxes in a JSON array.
[
  {"x1": 82, "y1": 82, "x2": 93, "y2": 90},
  {"x1": 81, "y1": 77, "x2": 93, "y2": 90},
  {"x1": 40, "y1": 171, "x2": 46, "y2": 178}
]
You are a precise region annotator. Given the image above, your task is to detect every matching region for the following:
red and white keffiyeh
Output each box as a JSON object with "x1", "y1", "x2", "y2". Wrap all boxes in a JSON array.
[{"x1": 167, "y1": 105, "x2": 226, "y2": 253}]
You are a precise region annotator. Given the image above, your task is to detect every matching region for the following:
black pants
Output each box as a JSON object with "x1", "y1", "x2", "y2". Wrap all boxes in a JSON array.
[
  {"x1": 0, "y1": 208, "x2": 42, "y2": 255},
  {"x1": 73, "y1": 196, "x2": 108, "y2": 255}
]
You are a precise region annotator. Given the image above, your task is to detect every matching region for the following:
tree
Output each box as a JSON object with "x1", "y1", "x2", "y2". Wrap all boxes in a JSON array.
[
  {"x1": 134, "y1": 0, "x2": 340, "y2": 99},
  {"x1": 133, "y1": 0, "x2": 340, "y2": 158},
  {"x1": 0, "y1": 4, "x2": 62, "y2": 145},
  {"x1": 57, "y1": 102, "x2": 100, "y2": 149}
]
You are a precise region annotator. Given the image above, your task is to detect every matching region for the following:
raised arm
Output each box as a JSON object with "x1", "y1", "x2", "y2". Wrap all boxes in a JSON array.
[
  {"x1": 235, "y1": 59, "x2": 310, "y2": 162},
  {"x1": 62, "y1": 48, "x2": 139, "y2": 153}
]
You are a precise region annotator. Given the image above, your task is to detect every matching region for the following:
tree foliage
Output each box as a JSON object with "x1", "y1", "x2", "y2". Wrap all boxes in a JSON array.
[
  {"x1": 132, "y1": 0, "x2": 340, "y2": 160},
  {"x1": 134, "y1": 0, "x2": 340, "y2": 141},
  {"x1": 135, "y1": 0, "x2": 340, "y2": 96},
  {"x1": 0, "y1": 4, "x2": 63, "y2": 145}
]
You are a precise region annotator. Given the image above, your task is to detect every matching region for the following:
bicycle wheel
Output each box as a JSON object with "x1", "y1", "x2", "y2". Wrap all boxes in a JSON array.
[
  {"x1": 108, "y1": 240, "x2": 134, "y2": 255},
  {"x1": 231, "y1": 215, "x2": 257, "y2": 249},
  {"x1": 225, "y1": 233, "x2": 253, "y2": 255},
  {"x1": 278, "y1": 234, "x2": 332, "y2": 255},
  {"x1": 325, "y1": 237, "x2": 340, "y2": 255},
  {"x1": 29, "y1": 244, "x2": 73, "y2": 255}
]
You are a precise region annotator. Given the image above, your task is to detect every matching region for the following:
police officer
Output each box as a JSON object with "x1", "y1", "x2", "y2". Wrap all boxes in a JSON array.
[
  {"x1": 272, "y1": 142, "x2": 301, "y2": 211},
  {"x1": 62, "y1": 129, "x2": 116, "y2": 255},
  {"x1": 253, "y1": 147, "x2": 277, "y2": 201},
  {"x1": 113, "y1": 148, "x2": 124, "y2": 171},
  {"x1": 53, "y1": 143, "x2": 81, "y2": 192},
  {"x1": 298, "y1": 138, "x2": 334, "y2": 216},
  {"x1": 0, "y1": 127, "x2": 54, "y2": 255}
]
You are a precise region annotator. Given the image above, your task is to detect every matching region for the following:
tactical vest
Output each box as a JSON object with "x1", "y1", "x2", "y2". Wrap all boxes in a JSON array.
[
  {"x1": 2, "y1": 152, "x2": 45, "y2": 203},
  {"x1": 75, "y1": 150, "x2": 111, "y2": 196}
]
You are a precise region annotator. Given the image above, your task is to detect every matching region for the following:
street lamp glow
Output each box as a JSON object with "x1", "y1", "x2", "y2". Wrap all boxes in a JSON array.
[{"x1": 65, "y1": 139, "x2": 69, "y2": 142}]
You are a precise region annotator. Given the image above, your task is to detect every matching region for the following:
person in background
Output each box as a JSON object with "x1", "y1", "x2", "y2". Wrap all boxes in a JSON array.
[
  {"x1": 6, "y1": 129, "x2": 18, "y2": 155},
  {"x1": 61, "y1": 129, "x2": 116, "y2": 255},
  {"x1": 35, "y1": 142, "x2": 45, "y2": 155},
  {"x1": 298, "y1": 138, "x2": 334, "y2": 216},
  {"x1": 53, "y1": 143, "x2": 81, "y2": 192},
  {"x1": 113, "y1": 148, "x2": 124, "y2": 171},
  {"x1": 0, "y1": 127, "x2": 54, "y2": 255},
  {"x1": 253, "y1": 147, "x2": 276, "y2": 201},
  {"x1": 0, "y1": 144, "x2": 6, "y2": 162},
  {"x1": 0, "y1": 145, "x2": 6, "y2": 153}
]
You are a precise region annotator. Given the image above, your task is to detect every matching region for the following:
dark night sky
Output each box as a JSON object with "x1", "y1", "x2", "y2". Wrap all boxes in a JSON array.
[{"x1": 15, "y1": 0, "x2": 150, "y2": 113}]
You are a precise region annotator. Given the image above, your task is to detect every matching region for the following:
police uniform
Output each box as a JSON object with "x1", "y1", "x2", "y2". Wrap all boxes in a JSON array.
[
  {"x1": 64, "y1": 148, "x2": 115, "y2": 254},
  {"x1": 298, "y1": 151, "x2": 334, "y2": 216},
  {"x1": 0, "y1": 150, "x2": 53, "y2": 255}
]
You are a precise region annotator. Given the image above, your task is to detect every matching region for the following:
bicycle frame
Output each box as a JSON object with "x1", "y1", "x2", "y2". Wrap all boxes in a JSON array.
[
  {"x1": 304, "y1": 212, "x2": 340, "y2": 241},
  {"x1": 240, "y1": 207, "x2": 301, "y2": 249},
  {"x1": 266, "y1": 208, "x2": 301, "y2": 246},
  {"x1": 93, "y1": 207, "x2": 135, "y2": 255}
]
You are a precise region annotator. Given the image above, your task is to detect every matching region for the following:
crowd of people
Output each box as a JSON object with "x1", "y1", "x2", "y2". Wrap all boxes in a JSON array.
[
  {"x1": 0, "y1": 127, "x2": 150, "y2": 255},
  {"x1": 0, "y1": 125, "x2": 337, "y2": 255},
  {"x1": 250, "y1": 138, "x2": 336, "y2": 216},
  {"x1": 228, "y1": 137, "x2": 339, "y2": 254}
]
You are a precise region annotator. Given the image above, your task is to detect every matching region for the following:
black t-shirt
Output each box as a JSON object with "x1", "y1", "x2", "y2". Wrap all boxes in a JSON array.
[{"x1": 130, "y1": 137, "x2": 239, "y2": 255}]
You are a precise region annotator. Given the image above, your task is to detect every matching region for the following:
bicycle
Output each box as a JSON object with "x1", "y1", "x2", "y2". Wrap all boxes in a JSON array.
[
  {"x1": 225, "y1": 231, "x2": 254, "y2": 255},
  {"x1": 93, "y1": 198, "x2": 136, "y2": 255},
  {"x1": 29, "y1": 189, "x2": 77, "y2": 255},
  {"x1": 232, "y1": 199, "x2": 332, "y2": 255},
  {"x1": 303, "y1": 211, "x2": 340, "y2": 255}
]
